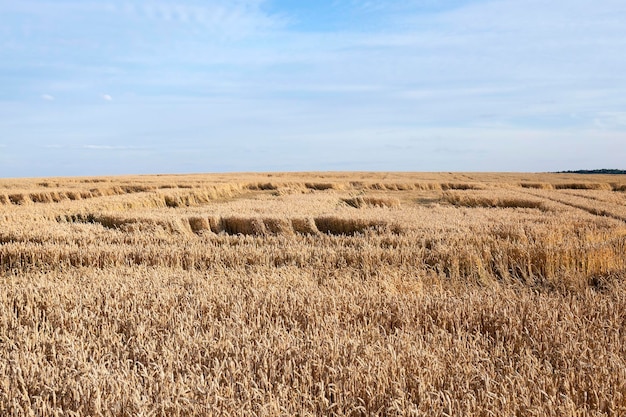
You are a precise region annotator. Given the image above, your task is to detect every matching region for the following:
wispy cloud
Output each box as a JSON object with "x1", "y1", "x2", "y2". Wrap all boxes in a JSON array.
[
  {"x1": 1, "y1": 1, "x2": 284, "y2": 39},
  {"x1": 1, "y1": 0, "x2": 625, "y2": 176},
  {"x1": 82, "y1": 145, "x2": 148, "y2": 150},
  {"x1": 594, "y1": 112, "x2": 626, "y2": 129},
  {"x1": 133, "y1": 2, "x2": 283, "y2": 31}
]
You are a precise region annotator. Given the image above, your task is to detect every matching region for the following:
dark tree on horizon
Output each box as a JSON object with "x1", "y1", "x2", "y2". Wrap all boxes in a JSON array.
[{"x1": 556, "y1": 169, "x2": 626, "y2": 175}]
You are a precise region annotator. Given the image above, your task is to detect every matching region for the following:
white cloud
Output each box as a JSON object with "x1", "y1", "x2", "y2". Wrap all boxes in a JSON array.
[
  {"x1": 2, "y1": 0, "x2": 626, "y2": 176},
  {"x1": 83, "y1": 145, "x2": 145, "y2": 150},
  {"x1": 398, "y1": 87, "x2": 522, "y2": 100},
  {"x1": 593, "y1": 112, "x2": 626, "y2": 129},
  {"x1": 41, "y1": 94, "x2": 55, "y2": 101},
  {"x1": 108, "y1": 1, "x2": 284, "y2": 38}
]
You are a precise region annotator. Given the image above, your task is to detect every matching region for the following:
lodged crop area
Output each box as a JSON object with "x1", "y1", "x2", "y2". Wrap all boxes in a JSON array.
[{"x1": 1, "y1": 172, "x2": 626, "y2": 416}]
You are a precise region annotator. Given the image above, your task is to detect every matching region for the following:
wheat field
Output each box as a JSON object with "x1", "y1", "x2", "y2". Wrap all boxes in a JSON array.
[{"x1": 1, "y1": 172, "x2": 626, "y2": 416}]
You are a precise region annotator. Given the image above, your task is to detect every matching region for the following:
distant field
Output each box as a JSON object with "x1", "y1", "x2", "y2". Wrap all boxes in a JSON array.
[{"x1": 2, "y1": 172, "x2": 626, "y2": 416}]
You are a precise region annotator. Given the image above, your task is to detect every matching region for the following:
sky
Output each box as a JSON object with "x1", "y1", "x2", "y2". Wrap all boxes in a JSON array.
[{"x1": 1, "y1": 0, "x2": 625, "y2": 177}]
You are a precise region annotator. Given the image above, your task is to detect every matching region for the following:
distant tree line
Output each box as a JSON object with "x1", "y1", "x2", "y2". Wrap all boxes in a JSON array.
[{"x1": 556, "y1": 169, "x2": 626, "y2": 174}]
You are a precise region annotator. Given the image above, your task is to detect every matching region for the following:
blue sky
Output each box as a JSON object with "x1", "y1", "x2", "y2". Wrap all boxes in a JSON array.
[{"x1": 1, "y1": 0, "x2": 625, "y2": 177}]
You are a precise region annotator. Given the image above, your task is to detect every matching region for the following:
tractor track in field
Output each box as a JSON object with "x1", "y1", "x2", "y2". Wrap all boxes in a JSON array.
[{"x1": 520, "y1": 190, "x2": 626, "y2": 224}]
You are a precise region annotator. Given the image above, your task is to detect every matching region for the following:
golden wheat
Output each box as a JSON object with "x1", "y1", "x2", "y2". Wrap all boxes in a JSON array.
[{"x1": 1, "y1": 172, "x2": 626, "y2": 416}]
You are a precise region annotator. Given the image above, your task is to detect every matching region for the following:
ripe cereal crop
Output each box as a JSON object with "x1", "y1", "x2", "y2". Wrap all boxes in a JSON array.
[{"x1": 1, "y1": 172, "x2": 626, "y2": 416}]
